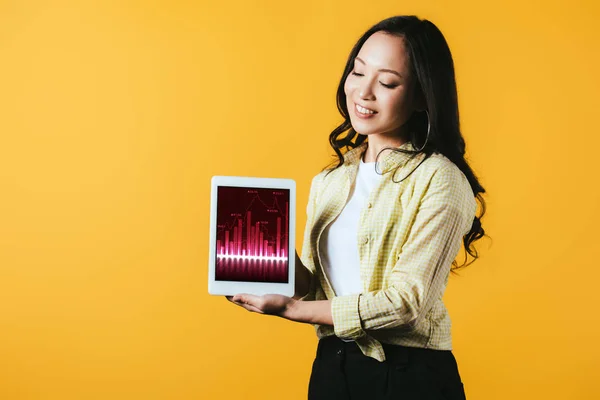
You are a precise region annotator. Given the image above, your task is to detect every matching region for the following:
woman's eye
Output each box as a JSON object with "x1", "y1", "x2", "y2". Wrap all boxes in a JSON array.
[{"x1": 351, "y1": 71, "x2": 397, "y2": 89}]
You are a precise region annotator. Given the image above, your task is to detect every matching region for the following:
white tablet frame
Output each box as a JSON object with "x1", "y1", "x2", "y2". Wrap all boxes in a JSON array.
[{"x1": 208, "y1": 176, "x2": 296, "y2": 296}]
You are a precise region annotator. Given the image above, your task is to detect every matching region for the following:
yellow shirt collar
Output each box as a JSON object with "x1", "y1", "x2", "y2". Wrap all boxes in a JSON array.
[{"x1": 342, "y1": 140, "x2": 421, "y2": 174}]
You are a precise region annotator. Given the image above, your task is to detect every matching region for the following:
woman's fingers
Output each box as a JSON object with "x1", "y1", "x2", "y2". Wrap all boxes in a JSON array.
[
  {"x1": 233, "y1": 294, "x2": 259, "y2": 304},
  {"x1": 227, "y1": 293, "x2": 287, "y2": 315},
  {"x1": 230, "y1": 294, "x2": 267, "y2": 314},
  {"x1": 238, "y1": 302, "x2": 264, "y2": 314}
]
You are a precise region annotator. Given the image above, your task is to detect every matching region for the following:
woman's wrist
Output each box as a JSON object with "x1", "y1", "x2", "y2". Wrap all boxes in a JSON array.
[
  {"x1": 282, "y1": 299, "x2": 333, "y2": 326},
  {"x1": 281, "y1": 298, "x2": 304, "y2": 322}
]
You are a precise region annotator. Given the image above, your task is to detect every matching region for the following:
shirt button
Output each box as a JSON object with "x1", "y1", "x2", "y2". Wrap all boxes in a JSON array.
[
  {"x1": 337, "y1": 349, "x2": 343, "y2": 356},
  {"x1": 363, "y1": 237, "x2": 369, "y2": 244},
  {"x1": 367, "y1": 202, "x2": 372, "y2": 208}
]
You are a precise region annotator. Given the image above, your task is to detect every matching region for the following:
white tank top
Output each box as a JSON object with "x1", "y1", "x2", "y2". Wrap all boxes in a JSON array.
[{"x1": 319, "y1": 155, "x2": 383, "y2": 297}]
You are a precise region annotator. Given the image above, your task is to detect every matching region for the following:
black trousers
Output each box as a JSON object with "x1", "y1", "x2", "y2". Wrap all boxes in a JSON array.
[{"x1": 308, "y1": 336, "x2": 466, "y2": 400}]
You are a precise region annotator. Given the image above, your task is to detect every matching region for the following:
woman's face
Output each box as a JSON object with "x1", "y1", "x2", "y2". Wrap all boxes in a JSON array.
[{"x1": 344, "y1": 31, "x2": 422, "y2": 140}]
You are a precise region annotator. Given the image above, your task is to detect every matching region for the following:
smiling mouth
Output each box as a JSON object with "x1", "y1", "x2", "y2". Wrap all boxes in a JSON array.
[{"x1": 355, "y1": 103, "x2": 377, "y2": 115}]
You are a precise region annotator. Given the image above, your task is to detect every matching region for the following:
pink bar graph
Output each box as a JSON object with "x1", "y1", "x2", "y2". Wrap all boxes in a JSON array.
[
  {"x1": 215, "y1": 187, "x2": 290, "y2": 283},
  {"x1": 276, "y1": 217, "x2": 281, "y2": 257}
]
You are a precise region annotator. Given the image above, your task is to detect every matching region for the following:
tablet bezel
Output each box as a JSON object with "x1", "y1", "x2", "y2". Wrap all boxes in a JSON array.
[{"x1": 208, "y1": 176, "x2": 296, "y2": 296}]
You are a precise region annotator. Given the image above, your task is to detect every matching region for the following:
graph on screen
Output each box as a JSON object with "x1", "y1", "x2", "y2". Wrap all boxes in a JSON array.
[{"x1": 215, "y1": 186, "x2": 289, "y2": 283}]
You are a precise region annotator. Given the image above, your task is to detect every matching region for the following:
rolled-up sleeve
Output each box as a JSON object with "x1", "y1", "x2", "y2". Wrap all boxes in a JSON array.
[
  {"x1": 331, "y1": 293, "x2": 365, "y2": 339},
  {"x1": 332, "y1": 165, "x2": 475, "y2": 339}
]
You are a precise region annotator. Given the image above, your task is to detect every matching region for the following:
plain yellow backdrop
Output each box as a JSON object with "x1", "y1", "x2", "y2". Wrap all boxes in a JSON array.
[{"x1": 1, "y1": 0, "x2": 599, "y2": 399}]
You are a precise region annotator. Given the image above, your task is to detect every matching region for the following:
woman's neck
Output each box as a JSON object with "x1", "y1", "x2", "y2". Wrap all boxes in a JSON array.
[{"x1": 362, "y1": 134, "x2": 409, "y2": 163}]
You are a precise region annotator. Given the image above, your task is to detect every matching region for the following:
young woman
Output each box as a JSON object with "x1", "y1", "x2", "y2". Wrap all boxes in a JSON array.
[{"x1": 227, "y1": 15, "x2": 487, "y2": 400}]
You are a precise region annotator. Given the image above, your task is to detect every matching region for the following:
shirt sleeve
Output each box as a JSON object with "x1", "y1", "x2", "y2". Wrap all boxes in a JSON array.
[
  {"x1": 331, "y1": 165, "x2": 476, "y2": 340},
  {"x1": 298, "y1": 173, "x2": 321, "y2": 302}
]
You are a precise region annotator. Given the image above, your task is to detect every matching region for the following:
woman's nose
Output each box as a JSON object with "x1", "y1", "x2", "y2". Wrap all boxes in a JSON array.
[{"x1": 358, "y1": 81, "x2": 375, "y2": 100}]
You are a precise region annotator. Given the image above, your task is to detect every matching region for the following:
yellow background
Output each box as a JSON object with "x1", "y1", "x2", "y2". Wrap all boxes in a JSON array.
[{"x1": 1, "y1": 0, "x2": 598, "y2": 398}]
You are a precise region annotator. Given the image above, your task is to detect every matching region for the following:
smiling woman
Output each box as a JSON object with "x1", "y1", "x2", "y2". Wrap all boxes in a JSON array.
[
  {"x1": 227, "y1": 15, "x2": 487, "y2": 400},
  {"x1": 343, "y1": 33, "x2": 424, "y2": 145}
]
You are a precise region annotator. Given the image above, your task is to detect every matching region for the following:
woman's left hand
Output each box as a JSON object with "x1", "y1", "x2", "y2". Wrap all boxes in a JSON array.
[{"x1": 227, "y1": 294, "x2": 297, "y2": 318}]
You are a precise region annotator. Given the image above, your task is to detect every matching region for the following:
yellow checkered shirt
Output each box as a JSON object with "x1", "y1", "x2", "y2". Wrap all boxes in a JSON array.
[{"x1": 299, "y1": 141, "x2": 477, "y2": 362}]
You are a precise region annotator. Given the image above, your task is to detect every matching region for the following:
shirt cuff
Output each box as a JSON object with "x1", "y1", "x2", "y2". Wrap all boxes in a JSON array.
[{"x1": 331, "y1": 294, "x2": 366, "y2": 340}]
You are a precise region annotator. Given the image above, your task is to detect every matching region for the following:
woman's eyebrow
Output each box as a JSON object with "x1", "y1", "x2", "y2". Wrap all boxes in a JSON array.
[{"x1": 355, "y1": 57, "x2": 403, "y2": 78}]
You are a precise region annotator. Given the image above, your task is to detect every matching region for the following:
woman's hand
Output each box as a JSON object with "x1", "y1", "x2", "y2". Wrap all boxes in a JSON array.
[
  {"x1": 226, "y1": 294, "x2": 297, "y2": 318},
  {"x1": 225, "y1": 295, "x2": 333, "y2": 325}
]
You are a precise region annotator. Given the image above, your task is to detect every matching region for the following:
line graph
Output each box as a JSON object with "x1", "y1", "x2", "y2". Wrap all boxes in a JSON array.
[{"x1": 215, "y1": 186, "x2": 289, "y2": 283}]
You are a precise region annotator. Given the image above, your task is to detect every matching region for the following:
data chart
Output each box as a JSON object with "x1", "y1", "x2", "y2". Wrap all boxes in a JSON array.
[{"x1": 215, "y1": 186, "x2": 290, "y2": 283}]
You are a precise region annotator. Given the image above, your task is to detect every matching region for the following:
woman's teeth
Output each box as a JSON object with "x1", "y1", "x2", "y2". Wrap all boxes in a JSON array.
[{"x1": 356, "y1": 104, "x2": 376, "y2": 114}]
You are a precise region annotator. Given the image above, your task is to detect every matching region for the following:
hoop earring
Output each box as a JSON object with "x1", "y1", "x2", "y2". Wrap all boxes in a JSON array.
[{"x1": 414, "y1": 110, "x2": 430, "y2": 152}]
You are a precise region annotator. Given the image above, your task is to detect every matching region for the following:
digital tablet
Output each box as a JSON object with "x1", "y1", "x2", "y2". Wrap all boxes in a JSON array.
[{"x1": 208, "y1": 176, "x2": 296, "y2": 296}]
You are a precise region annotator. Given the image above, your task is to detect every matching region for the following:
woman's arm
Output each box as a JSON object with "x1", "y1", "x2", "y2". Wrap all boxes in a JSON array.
[
  {"x1": 285, "y1": 299, "x2": 333, "y2": 325},
  {"x1": 229, "y1": 293, "x2": 334, "y2": 326}
]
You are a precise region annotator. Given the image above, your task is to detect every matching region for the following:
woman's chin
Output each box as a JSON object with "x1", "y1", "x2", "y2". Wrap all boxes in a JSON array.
[{"x1": 352, "y1": 127, "x2": 379, "y2": 136}]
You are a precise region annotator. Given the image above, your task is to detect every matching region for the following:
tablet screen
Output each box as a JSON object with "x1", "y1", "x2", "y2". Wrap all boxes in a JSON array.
[{"x1": 215, "y1": 186, "x2": 290, "y2": 283}]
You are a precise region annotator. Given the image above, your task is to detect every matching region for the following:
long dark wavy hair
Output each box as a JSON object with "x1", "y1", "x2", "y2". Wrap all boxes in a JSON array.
[{"x1": 326, "y1": 15, "x2": 488, "y2": 272}]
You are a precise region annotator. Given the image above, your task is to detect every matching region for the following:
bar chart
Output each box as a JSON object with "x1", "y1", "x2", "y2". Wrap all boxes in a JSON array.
[{"x1": 215, "y1": 186, "x2": 289, "y2": 283}]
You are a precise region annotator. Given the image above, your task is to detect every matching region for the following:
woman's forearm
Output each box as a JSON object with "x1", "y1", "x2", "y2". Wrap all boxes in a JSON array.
[{"x1": 284, "y1": 299, "x2": 333, "y2": 326}]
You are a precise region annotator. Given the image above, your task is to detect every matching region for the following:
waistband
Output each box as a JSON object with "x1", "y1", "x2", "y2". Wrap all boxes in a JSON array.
[{"x1": 317, "y1": 335, "x2": 453, "y2": 364}]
